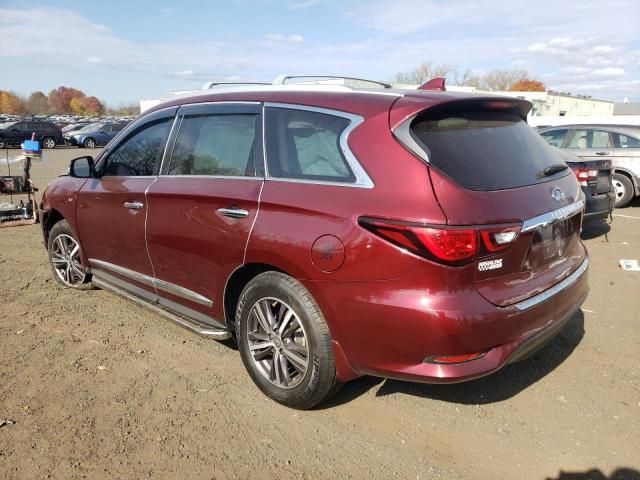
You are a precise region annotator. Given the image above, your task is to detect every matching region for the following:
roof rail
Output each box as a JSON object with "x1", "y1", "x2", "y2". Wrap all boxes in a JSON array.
[
  {"x1": 272, "y1": 74, "x2": 392, "y2": 89},
  {"x1": 201, "y1": 81, "x2": 270, "y2": 90}
]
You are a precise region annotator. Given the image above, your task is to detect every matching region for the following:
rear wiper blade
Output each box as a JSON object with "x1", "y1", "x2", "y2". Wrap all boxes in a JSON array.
[{"x1": 542, "y1": 164, "x2": 569, "y2": 176}]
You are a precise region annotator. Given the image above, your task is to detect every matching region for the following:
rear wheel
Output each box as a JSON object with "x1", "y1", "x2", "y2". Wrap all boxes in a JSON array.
[
  {"x1": 41, "y1": 136, "x2": 56, "y2": 149},
  {"x1": 0, "y1": 139, "x2": 6, "y2": 149},
  {"x1": 83, "y1": 138, "x2": 96, "y2": 149},
  {"x1": 613, "y1": 173, "x2": 634, "y2": 208},
  {"x1": 48, "y1": 220, "x2": 92, "y2": 289},
  {"x1": 236, "y1": 272, "x2": 340, "y2": 409}
]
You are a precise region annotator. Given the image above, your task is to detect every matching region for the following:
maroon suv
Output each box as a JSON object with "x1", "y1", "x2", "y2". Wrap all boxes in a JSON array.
[{"x1": 40, "y1": 85, "x2": 589, "y2": 408}]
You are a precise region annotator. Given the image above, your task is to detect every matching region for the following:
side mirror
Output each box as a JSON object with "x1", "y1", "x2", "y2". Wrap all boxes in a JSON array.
[{"x1": 69, "y1": 156, "x2": 95, "y2": 178}]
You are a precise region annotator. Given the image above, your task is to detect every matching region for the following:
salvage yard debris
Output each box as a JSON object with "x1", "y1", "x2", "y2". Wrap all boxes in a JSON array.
[
  {"x1": 0, "y1": 419, "x2": 15, "y2": 429},
  {"x1": 619, "y1": 259, "x2": 640, "y2": 271}
]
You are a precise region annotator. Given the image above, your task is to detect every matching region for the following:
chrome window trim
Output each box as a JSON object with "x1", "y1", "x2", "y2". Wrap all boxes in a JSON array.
[
  {"x1": 521, "y1": 200, "x2": 585, "y2": 233},
  {"x1": 89, "y1": 258, "x2": 213, "y2": 307},
  {"x1": 159, "y1": 174, "x2": 264, "y2": 181},
  {"x1": 513, "y1": 257, "x2": 589, "y2": 311},
  {"x1": 263, "y1": 102, "x2": 374, "y2": 189}
]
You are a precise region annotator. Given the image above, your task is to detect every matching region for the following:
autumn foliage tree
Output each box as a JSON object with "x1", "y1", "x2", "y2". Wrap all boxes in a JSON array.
[
  {"x1": 508, "y1": 79, "x2": 546, "y2": 92},
  {"x1": 26, "y1": 91, "x2": 48, "y2": 115},
  {"x1": 0, "y1": 91, "x2": 27, "y2": 114},
  {"x1": 47, "y1": 86, "x2": 86, "y2": 114},
  {"x1": 70, "y1": 96, "x2": 105, "y2": 116}
]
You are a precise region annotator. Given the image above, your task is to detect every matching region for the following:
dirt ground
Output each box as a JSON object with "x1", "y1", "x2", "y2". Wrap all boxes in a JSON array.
[{"x1": 1, "y1": 148, "x2": 639, "y2": 480}]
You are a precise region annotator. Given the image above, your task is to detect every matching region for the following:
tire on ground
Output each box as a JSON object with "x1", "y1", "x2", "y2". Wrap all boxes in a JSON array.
[
  {"x1": 236, "y1": 271, "x2": 341, "y2": 409},
  {"x1": 47, "y1": 219, "x2": 93, "y2": 289}
]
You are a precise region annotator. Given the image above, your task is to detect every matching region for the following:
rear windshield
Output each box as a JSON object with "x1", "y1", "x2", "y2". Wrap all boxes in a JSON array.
[{"x1": 411, "y1": 109, "x2": 569, "y2": 191}]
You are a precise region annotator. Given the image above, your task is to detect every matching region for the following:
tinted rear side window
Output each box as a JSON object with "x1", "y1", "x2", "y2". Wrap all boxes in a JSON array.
[
  {"x1": 411, "y1": 109, "x2": 568, "y2": 191},
  {"x1": 265, "y1": 107, "x2": 355, "y2": 183}
]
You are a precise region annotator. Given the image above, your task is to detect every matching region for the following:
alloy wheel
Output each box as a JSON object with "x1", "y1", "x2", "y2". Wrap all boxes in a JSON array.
[
  {"x1": 51, "y1": 234, "x2": 86, "y2": 287},
  {"x1": 42, "y1": 137, "x2": 56, "y2": 149},
  {"x1": 246, "y1": 297, "x2": 310, "y2": 389},
  {"x1": 85, "y1": 139, "x2": 96, "y2": 148},
  {"x1": 613, "y1": 178, "x2": 626, "y2": 202}
]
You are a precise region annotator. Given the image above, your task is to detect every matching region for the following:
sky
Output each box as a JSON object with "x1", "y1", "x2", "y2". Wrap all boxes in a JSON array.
[{"x1": 0, "y1": 0, "x2": 638, "y2": 106}]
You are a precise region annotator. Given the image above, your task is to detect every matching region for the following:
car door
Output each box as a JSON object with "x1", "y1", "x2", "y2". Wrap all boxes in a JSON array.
[
  {"x1": 9, "y1": 122, "x2": 30, "y2": 144},
  {"x1": 145, "y1": 102, "x2": 263, "y2": 325},
  {"x1": 610, "y1": 130, "x2": 640, "y2": 182},
  {"x1": 75, "y1": 107, "x2": 177, "y2": 299},
  {"x1": 564, "y1": 128, "x2": 613, "y2": 161}
]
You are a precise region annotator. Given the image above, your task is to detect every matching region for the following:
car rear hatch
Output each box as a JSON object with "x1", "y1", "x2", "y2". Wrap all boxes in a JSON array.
[
  {"x1": 391, "y1": 95, "x2": 586, "y2": 307},
  {"x1": 562, "y1": 152, "x2": 613, "y2": 197}
]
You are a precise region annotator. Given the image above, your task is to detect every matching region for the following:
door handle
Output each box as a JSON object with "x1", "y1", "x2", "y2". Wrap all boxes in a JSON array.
[
  {"x1": 595, "y1": 151, "x2": 610, "y2": 156},
  {"x1": 217, "y1": 207, "x2": 249, "y2": 218},
  {"x1": 123, "y1": 201, "x2": 144, "y2": 210}
]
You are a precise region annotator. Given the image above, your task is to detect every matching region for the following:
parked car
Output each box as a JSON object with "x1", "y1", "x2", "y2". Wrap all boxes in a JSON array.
[
  {"x1": 0, "y1": 120, "x2": 63, "y2": 149},
  {"x1": 554, "y1": 149, "x2": 614, "y2": 221},
  {"x1": 61, "y1": 123, "x2": 90, "y2": 134},
  {"x1": 64, "y1": 122, "x2": 126, "y2": 148},
  {"x1": 40, "y1": 86, "x2": 589, "y2": 408},
  {"x1": 539, "y1": 125, "x2": 640, "y2": 207}
]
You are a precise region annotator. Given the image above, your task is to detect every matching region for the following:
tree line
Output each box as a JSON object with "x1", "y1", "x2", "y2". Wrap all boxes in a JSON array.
[
  {"x1": 0, "y1": 86, "x2": 140, "y2": 116},
  {"x1": 392, "y1": 62, "x2": 545, "y2": 91}
]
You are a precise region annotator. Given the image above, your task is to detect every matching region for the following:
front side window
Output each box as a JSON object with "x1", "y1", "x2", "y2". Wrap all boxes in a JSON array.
[
  {"x1": 540, "y1": 129, "x2": 568, "y2": 148},
  {"x1": 102, "y1": 119, "x2": 171, "y2": 176},
  {"x1": 265, "y1": 108, "x2": 355, "y2": 182},
  {"x1": 167, "y1": 114, "x2": 256, "y2": 176}
]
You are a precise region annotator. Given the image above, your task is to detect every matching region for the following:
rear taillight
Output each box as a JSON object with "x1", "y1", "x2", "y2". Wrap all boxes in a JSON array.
[
  {"x1": 359, "y1": 218, "x2": 521, "y2": 265},
  {"x1": 572, "y1": 167, "x2": 598, "y2": 187}
]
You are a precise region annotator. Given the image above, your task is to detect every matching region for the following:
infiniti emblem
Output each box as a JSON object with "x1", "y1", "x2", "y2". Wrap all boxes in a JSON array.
[{"x1": 551, "y1": 187, "x2": 565, "y2": 202}]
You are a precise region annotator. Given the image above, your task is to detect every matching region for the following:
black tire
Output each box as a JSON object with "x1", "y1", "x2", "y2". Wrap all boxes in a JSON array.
[
  {"x1": 47, "y1": 220, "x2": 92, "y2": 289},
  {"x1": 612, "y1": 173, "x2": 634, "y2": 208},
  {"x1": 236, "y1": 271, "x2": 340, "y2": 409},
  {"x1": 84, "y1": 138, "x2": 96, "y2": 149},
  {"x1": 41, "y1": 136, "x2": 56, "y2": 149}
]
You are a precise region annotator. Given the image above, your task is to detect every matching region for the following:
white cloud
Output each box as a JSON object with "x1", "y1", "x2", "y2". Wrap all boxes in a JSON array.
[
  {"x1": 592, "y1": 67, "x2": 626, "y2": 77},
  {"x1": 86, "y1": 56, "x2": 102, "y2": 64},
  {"x1": 265, "y1": 33, "x2": 304, "y2": 43}
]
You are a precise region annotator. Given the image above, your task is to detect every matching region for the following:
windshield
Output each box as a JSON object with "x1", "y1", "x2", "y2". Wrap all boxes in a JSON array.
[
  {"x1": 0, "y1": 121, "x2": 17, "y2": 130},
  {"x1": 77, "y1": 123, "x2": 104, "y2": 133}
]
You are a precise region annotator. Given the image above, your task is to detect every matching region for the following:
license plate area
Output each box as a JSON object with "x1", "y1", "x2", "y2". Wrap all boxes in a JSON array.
[{"x1": 523, "y1": 216, "x2": 579, "y2": 269}]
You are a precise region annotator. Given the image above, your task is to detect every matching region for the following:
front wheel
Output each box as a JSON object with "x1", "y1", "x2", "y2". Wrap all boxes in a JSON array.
[
  {"x1": 0, "y1": 139, "x2": 6, "y2": 149},
  {"x1": 613, "y1": 173, "x2": 634, "y2": 208},
  {"x1": 41, "y1": 137, "x2": 56, "y2": 149},
  {"x1": 83, "y1": 138, "x2": 96, "y2": 149},
  {"x1": 236, "y1": 272, "x2": 341, "y2": 409},
  {"x1": 48, "y1": 220, "x2": 92, "y2": 289}
]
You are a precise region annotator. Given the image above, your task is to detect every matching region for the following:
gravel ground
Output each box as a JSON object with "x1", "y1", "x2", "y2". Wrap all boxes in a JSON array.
[{"x1": 1, "y1": 148, "x2": 639, "y2": 479}]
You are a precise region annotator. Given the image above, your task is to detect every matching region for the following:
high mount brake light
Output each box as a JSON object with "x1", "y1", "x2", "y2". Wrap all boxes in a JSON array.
[{"x1": 359, "y1": 218, "x2": 521, "y2": 265}]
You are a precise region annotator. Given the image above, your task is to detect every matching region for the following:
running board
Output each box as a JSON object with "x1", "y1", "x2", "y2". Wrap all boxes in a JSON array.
[{"x1": 92, "y1": 277, "x2": 232, "y2": 340}]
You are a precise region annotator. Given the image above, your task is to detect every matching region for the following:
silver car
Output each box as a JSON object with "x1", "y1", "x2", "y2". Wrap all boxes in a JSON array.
[{"x1": 538, "y1": 124, "x2": 640, "y2": 207}]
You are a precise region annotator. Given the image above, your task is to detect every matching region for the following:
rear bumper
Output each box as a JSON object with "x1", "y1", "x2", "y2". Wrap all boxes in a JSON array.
[
  {"x1": 583, "y1": 190, "x2": 614, "y2": 221},
  {"x1": 308, "y1": 255, "x2": 589, "y2": 384}
]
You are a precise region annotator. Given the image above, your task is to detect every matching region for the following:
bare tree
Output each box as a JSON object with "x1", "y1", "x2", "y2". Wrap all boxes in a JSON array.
[
  {"x1": 393, "y1": 62, "x2": 457, "y2": 85},
  {"x1": 478, "y1": 69, "x2": 528, "y2": 91}
]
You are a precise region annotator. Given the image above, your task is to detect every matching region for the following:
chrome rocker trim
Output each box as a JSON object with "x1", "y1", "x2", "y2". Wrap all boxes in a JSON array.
[
  {"x1": 91, "y1": 276, "x2": 231, "y2": 340},
  {"x1": 89, "y1": 258, "x2": 213, "y2": 307}
]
